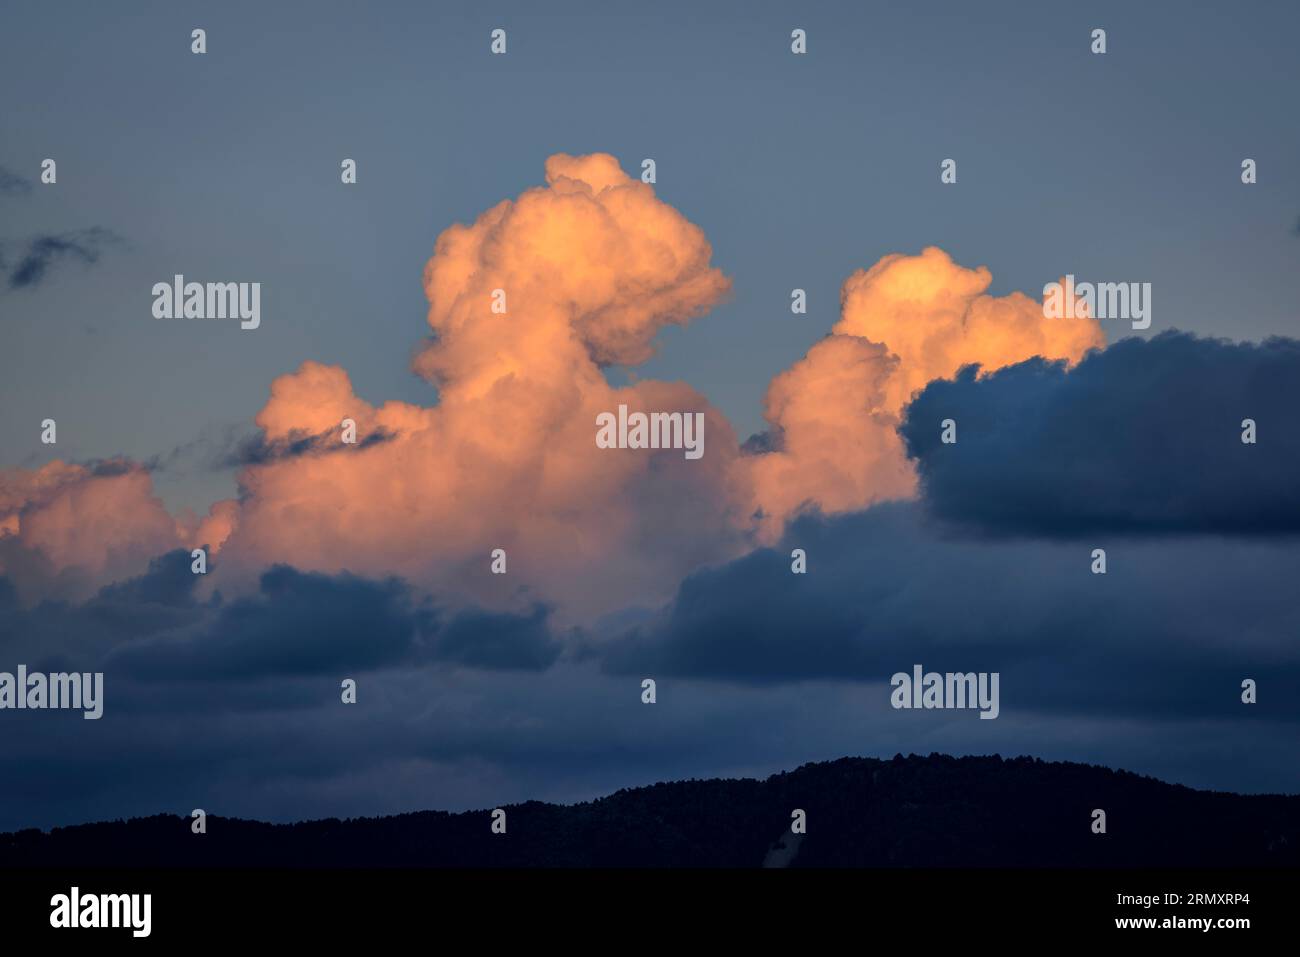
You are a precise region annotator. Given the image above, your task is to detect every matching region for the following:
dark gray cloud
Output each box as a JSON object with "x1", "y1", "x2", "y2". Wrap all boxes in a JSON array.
[
  {"x1": 0, "y1": 551, "x2": 208, "y2": 679},
  {"x1": 1, "y1": 527, "x2": 1298, "y2": 834},
  {"x1": 900, "y1": 331, "x2": 1300, "y2": 537},
  {"x1": 740, "y1": 428, "x2": 783, "y2": 456},
  {"x1": 95, "y1": 548, "x2": 206, "y2": 608},
  {"x1": 1, "y1": 559, "x2": 565, "y2": 684},
  {"x1": 602, "y1": 502, "x2": 1300, "y2": 721},
  {"x1": 147, "y1": 421, "x2": 403, "y2": 476},
  {"x1": 5, "y1": 226, "x2": 122, "y2": 289},
  {"x1": 84, "y1": 456, "x2": 147, "y2": 479},
  {"x1": 221, "y1": 426, "x2": 399, "y2": 468},
  {"x1": 109, "y1": 565, "x2": 438, "y2": 680},
  {"x1": 435, "y1": 605, "x2": 563, "y2": 671},
  {"x1": 115, "y1": 566, "x2": 572, "y2": 681}
]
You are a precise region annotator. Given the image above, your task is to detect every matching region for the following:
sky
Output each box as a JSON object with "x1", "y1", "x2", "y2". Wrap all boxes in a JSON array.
[{"x1": 0, "y1": 0, "x2": 1298, "y2": 833}]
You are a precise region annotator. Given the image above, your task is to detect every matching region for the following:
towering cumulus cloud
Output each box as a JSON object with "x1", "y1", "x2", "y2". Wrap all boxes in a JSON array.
[
  {"x1": 0, "y1": 158, "x2": 1107, "y2": 621},
  {"x1": 745, "y1": 247, "x2": 1105, "y2": 536},
  {"x1": 211, "y1": 154, "x2": 747, "y2": 620}
]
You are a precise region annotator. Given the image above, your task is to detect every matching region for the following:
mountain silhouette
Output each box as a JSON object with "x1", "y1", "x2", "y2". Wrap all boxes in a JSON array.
[{"x1": 3, "y1": 754, "x2": 1296, "y2": 868}]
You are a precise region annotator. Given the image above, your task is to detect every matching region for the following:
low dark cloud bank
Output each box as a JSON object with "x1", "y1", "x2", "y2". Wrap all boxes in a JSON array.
[
  {"x1": 901, "y1": 331, "x2": 1300, "y2": 537},
  {"x1": 1, "y1": 553, "x2": 562, "y2": 683},
  {"x1": 603, "y1": 503, "x2": 1300, "y2": 720}
]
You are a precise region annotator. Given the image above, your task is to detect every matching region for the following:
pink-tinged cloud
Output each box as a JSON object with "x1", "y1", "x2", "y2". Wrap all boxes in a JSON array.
[
  {"x1": 745, "y1": 247, "x2": 1105, "y2": 536},
  {"x1": 837, "y1": 248, "x2": 1106, "y2": 412},
  {"x1": 210, "y1": 154, "x2": 748, "y2": 620},
  {"x1": 0, "y1": 461, "x2": 183, "y2": 600},
  {"x1": 0, "y1": 162, "x2": 1108, "y2": 622}
]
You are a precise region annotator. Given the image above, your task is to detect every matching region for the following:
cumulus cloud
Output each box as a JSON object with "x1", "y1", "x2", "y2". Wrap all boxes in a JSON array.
[
  {"x1": 901, "y1": 332, "x2": 1300, "y2": 536},
  {"x1": 838, "y1": 249, "x2": 1105, "y2": 411},
  {"x1": 0, "y1": 162, "x2": 1120, "y2": 621},
  {"x1": 743, "y1": 247, "x2": 1106, "y2": 536},
  {"x1": 745, "y1": 334, "x2": 915, "y2": 529},
  {"x1": 209, "y1": 154, "x2": 749, "y2": 621},
  {"x1": 0, "y1": 460, "x2": 185, "y2": 601},
  {"x1": 0, "y1": 156, "x2": 753, "y2": 618}
]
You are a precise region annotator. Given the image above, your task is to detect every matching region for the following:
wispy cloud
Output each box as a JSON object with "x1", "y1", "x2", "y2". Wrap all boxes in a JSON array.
[{"x1": 5, "y1": 226, "x2": 122, "y2": 290}]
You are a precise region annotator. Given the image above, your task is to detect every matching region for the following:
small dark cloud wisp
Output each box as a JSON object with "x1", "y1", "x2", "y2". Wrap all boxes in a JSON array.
[{"x1": 6, "y1": 227, "x2": 122, "y2": 290}]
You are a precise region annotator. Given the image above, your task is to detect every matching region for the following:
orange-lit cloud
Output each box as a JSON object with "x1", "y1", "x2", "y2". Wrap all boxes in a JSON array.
[
  {"x1": 0, "y1": 461, "x2": 183, "y2": 600},
  {"x1": 209, "y1": 153, "x2": 747, "y2": 620},
  {"x1": 0, "y1": 162, "x2": 1107, "y2": 621},
  {"x1": 745, "y1": 247, "x2": 1105, "y2": 536},
  {"x1": 838, "y1": 249, "x2": 1105, "y2": 411}
]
